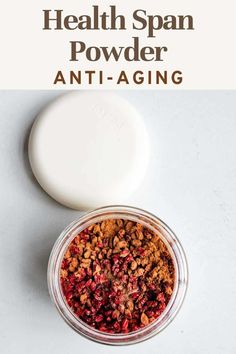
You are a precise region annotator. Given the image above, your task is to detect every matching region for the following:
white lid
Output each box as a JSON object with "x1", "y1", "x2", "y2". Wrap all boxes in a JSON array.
[{"x1": 28, "y1": 92, "x2": 149, "y2": 209}]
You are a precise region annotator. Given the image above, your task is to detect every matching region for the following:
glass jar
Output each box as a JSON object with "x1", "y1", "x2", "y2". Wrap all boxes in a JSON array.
[{"x1": 48, "y1": 205, "x2": 188, "y2": 345}]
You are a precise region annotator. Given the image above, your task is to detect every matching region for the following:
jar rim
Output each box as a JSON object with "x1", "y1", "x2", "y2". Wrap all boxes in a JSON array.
[{"x1": 48, "y1": 205, "x2": 188, "y2": 345}]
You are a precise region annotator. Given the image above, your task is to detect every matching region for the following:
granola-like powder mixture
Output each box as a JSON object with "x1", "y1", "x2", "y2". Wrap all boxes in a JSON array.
[{"x1": 60, "y1": 219, "x2": 175, "y2": 333}]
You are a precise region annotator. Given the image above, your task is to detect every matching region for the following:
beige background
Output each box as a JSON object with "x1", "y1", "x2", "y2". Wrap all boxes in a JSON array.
[{"x1": 0, "y1": 0, "x2": 235, "y2": 88}]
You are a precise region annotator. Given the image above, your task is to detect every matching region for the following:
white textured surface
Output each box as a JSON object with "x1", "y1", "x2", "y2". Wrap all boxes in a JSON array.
[
  {"x1": 29, "y1": 92, "x2": 149, "y2": 209},
  {"x1": 0, "y1": 91, "x2": 236, "y2": 354}
]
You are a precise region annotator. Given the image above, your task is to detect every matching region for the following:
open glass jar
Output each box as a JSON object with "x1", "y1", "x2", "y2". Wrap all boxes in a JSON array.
[{"x1": 48, "y1": 206, "x2": 188, "y2": 345}]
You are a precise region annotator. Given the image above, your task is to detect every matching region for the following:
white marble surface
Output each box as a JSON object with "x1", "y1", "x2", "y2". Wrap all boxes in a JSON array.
[{"x1": 0, "y1": 90, "x2": 236, "y2": 354}]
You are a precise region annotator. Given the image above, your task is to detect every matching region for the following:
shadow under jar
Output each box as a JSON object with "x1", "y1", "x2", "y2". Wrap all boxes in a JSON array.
[{"x1": 48, "y1": 206, "x2": 188, "y2": 345}]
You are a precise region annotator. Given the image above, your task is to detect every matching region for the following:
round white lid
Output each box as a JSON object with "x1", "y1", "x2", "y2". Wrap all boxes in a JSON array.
[{"x1": 28, "y1": 92, "x2": 149, "y2": 210}]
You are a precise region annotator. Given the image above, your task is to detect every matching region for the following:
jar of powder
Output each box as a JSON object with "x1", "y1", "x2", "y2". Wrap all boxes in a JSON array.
[{"x1": 48, "y1": 205, "x2": 188, "y2": 345}]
